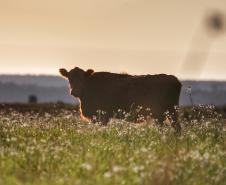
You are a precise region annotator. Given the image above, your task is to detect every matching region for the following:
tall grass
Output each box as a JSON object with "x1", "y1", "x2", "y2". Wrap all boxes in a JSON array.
[{"x1": 0, "y1": 105, "x2": 226, "y2": 185}]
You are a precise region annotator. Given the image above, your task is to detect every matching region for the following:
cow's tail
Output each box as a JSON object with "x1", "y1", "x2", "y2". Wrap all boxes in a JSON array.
[
  {"x1": 175, "y1": 80, "x2": 182, "y2": 106},
  {"x1": 168, "y1": 77, "x2": 182, "y2": 106},
  {"x1": 170, "y1": 78, "x2": 182, "y2": 133}
]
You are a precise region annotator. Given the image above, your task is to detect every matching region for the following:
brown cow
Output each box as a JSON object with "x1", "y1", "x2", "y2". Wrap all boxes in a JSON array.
[{"x1": 59, "y1": 67, "x2": 182, "y2": 129}]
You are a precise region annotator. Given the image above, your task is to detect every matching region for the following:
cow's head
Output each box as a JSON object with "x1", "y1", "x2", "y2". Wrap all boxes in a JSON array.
[{"x1": 59, "y1": 67, "x2": 94, "y2": 98}]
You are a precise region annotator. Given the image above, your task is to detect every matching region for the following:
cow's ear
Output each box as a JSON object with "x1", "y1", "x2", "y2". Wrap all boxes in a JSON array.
[
  {"x1": 59, "y1": 68, "x2": 69, "y2": 78},
  {"x1": 86, "y1": 69, "x2": 94, "y2": 76}
]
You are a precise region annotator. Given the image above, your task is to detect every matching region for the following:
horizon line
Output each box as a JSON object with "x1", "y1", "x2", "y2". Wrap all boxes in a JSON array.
[{"x1": 1, "y1": 73, "x2": 226, "y2": 82}]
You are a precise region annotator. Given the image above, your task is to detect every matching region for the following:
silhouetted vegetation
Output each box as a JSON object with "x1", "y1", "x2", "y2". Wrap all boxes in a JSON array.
[{"x1": 28, "y1": 95, "x2": 38, "y2": 104}]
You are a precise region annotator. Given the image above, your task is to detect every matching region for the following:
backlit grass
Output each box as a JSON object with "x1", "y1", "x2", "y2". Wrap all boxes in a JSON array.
[{"x1": 0, "y1": 105, "x2": 226, "y2": 185}]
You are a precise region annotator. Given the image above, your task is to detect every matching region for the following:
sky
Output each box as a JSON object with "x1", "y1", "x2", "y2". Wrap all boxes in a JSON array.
[{"x1": 0, "y1": 0, "x2": 226, "y2": 80}]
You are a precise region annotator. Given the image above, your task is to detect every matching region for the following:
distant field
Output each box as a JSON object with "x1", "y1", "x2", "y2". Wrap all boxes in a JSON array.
[{"x1": 0, "y1": 104, "x2": 226, "y2": 185}]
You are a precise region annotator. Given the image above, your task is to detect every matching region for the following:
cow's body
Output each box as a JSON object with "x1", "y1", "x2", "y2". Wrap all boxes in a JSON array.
[{"x1": 59, "y1": 67, "x2": 182, "y2": 126}]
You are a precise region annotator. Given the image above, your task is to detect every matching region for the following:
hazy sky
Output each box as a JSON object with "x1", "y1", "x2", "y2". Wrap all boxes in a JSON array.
[{"x1": 0, "y1": 0, "x2": 226, "y2": 80}]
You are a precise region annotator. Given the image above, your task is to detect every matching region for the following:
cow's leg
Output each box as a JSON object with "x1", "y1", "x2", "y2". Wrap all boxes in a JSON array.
[
  {"x1": 155, "y1": 113, "x2": 165, "y2": 126},
  {"x1": 168, "y1": 107, "x2": 181, "y2": 133},
  {"x1": 101, "y1": 115, "x2": 110, "y2": 125},
  {"x1": 95, "y1": 111, "x2": 110, "y2": 125}
]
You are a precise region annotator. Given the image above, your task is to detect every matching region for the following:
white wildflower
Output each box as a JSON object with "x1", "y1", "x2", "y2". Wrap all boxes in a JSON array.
[
  {"x1": 104, "y1": 171, "x2": 112, "y2": 178},
  {"x1": 80, "y1": 163, "x2": 92, "y2": 171},
  {"x1": 112, "y1": 165, "x2": 124, "y2": 173}
]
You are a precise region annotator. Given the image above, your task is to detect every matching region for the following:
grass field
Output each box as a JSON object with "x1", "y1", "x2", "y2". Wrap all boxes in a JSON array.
[{"x1": 0, "y1": 104, "x2": 226, "y2": 185}]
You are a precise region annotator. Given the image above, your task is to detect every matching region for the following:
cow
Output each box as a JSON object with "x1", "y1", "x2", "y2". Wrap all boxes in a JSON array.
[{"x1": 59, "y1": 67, "x2": 182, "y2": 129}]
